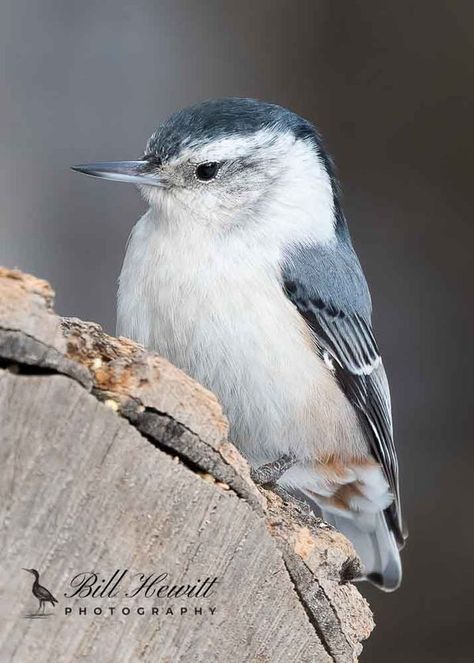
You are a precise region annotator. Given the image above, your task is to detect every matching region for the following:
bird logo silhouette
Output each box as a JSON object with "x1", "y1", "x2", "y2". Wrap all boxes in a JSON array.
[{"x1": 23, "y1": 569, "x2": 58, "y2": 617}]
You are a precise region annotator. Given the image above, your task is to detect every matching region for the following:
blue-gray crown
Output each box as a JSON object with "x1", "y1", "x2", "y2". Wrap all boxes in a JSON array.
[{"x1": 147, "y1": 97, "x2": 316, "y2": 160}]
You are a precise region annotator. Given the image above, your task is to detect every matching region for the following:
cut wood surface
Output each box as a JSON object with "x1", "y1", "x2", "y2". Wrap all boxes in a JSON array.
[{"x1": 0, "y1": 267, "x2": 374, "y2": 663}]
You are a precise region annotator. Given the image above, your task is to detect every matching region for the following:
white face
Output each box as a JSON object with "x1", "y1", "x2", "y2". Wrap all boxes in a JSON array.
[{"x1": 140, "y1": 129, "x2": 336, "y2": 243}]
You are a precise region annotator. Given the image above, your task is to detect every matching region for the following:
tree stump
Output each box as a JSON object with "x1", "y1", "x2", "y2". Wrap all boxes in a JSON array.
[{"x1": 0, "y1": 267, "x2": 374, "y2": 662}]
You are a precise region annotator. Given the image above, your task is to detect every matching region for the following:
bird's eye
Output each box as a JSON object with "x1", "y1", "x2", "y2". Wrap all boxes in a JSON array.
[{"x1": 195, "y1": 162, "x2": 219, "y2": 181}]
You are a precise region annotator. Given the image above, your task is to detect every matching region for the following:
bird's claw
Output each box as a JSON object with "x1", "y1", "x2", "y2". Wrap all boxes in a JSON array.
[{"x1": 250, "y1": 453, "x2": 297, "y2": 487}]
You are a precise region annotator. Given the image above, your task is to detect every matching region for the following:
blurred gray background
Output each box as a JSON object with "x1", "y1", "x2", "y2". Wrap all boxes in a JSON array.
[{"x1": 1, "y1": 1, "x2": 473, "y2": 660}]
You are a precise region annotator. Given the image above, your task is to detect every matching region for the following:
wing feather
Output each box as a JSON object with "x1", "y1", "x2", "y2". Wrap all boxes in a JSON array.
[{"x1": 283, "y1": 245, "x2": 405, "y2": 546}]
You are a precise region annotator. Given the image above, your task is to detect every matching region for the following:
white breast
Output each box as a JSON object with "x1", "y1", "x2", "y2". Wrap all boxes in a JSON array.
[{"x1": 117, "y1": 209, "x2": 367, "y2": 465}]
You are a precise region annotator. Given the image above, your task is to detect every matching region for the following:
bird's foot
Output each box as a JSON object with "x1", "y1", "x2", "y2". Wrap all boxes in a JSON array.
[
  {"x1": 251, "y1": 456, "x2": 319, "y2": 526},
  {"x1": 250, "y1": 453, "x2": 297, "y2": 487},
  {"x1": 271, "y1": 485, "x2": 316, "y2": 523}
]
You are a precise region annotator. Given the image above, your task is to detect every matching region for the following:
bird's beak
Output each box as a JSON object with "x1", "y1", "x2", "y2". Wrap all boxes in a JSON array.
[
  {"x1": 22, "y1": 568, "x2": 32, "y2": 574},
  {"x1": 71, "y1": 161, "x2": 163, "y2": 186}
]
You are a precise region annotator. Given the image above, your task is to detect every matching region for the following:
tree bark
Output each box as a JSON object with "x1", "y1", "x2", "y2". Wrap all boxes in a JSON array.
[{"x1": 0, "y1": 267, "x2": 374, "y2": 663}]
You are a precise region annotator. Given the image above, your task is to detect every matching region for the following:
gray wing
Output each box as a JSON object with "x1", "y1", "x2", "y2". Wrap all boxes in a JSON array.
[{"x1": 282, "y1": 241, "x2": 405, "y2": 546}]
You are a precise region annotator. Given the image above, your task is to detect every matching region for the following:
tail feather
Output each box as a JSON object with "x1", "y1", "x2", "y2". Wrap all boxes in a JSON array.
[{"x1": 321, "y1": 508, "x2": 402, "y2": 591}]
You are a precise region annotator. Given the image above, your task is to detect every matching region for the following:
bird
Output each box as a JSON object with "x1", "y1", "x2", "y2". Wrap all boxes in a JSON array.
[
  {"x1": 72, "y1": 97, "x2": 407, "y2": 590},
  {"x1": 23, "y1": 568, "x2": 58, "y2": 613}
]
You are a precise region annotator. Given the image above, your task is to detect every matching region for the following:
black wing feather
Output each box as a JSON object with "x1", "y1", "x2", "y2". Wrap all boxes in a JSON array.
[{"x1": 283, "y1": 271, "x2": 405, "y2": 547}]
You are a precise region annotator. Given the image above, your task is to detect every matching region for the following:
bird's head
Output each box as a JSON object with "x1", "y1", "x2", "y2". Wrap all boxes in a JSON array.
[
  {"x1": 22, "y1": 568, "x2": 39, "y2": 577},
  {"x1": 72, "y1": 98, "x2": 340, "y2": 242}
]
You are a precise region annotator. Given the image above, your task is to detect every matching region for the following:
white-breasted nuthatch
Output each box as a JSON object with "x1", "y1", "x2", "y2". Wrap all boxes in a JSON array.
[{"x1": 72, "y1": 98, "x2": 406, "y2": 590}]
